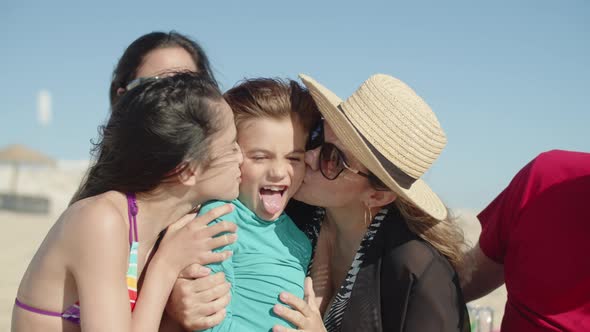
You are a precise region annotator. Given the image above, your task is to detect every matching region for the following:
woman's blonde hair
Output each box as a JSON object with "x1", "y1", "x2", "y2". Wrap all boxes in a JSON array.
[{"x1": 394, "y1": 196, "x2": 470, "y2": 279}]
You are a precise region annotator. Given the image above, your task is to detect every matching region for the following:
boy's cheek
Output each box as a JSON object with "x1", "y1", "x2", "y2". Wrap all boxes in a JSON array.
[{"x1": 291, "y1": 164, "x2": 307, "y2": 192}]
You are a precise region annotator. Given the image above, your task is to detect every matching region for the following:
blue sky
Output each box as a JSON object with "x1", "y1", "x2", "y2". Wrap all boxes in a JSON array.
[{"x1": 1, "y1": 0, "x2": 588, "y2": 210}]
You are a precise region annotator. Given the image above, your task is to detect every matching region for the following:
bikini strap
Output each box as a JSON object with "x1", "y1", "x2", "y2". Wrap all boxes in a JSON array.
[
  {"x1": 14, "y1": 298, "x2": 63, "y2": 317},
  {"x1": 126, "y1": 193, "x2": 139, "y2": 244}
]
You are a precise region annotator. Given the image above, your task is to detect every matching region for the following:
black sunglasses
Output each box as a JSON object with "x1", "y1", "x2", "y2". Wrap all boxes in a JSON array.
[
  {"x1": 319, "y1": 143, "x2": 371, "y2": 180},
  {"x1": 309, "y1": 119, "x2": 388, "y2": 190}
]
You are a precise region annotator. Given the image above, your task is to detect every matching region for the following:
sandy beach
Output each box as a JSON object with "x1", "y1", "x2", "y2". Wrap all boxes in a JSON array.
[{"x1": 0, "y1": 164, "x2": 506, "y2": 331}]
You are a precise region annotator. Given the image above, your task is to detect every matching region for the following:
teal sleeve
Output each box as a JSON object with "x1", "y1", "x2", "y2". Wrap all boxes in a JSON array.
[
  {"x1": 195, "y1": 201, "x2": 238, "y2": 332},
  {"x1": 196, "y1": 255, "x2": 236, "y2": 332}
]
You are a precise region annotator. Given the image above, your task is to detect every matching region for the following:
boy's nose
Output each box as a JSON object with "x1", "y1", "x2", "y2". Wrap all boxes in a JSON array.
[{"x1": 268, "y1": 159, "x2": 289, "y2": 181}]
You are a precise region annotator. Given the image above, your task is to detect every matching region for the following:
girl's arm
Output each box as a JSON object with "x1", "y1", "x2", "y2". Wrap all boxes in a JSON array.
[
  {"x1": 68, "y1": 203, "x2": 135, "y2": 332},
  {"x1": 130, "y1": 254, "x2": 179, "y2": 331},
  {"x1": 131, "y1": 204, "x2": 237, "y2": 332},
  {"x1": 68, "y1": 202, "x2": 236, "y2": 332},
  {"x1": 189, "y1": 201, "x2": 236, "y2": 332}
]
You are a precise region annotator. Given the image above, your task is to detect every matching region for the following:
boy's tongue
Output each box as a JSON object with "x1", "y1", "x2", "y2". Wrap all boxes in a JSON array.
[{"x1": 260, "y1": 189, "x2": 283, "y2": 215}]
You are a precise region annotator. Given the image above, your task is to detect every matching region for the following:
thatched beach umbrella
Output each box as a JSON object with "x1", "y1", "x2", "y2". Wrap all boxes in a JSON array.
[{"x1": 0, "y1": 144, "x2": 56, "y2": 193}]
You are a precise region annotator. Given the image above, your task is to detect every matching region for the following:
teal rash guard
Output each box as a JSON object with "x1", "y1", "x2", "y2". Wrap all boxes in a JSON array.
[{"x1": 198, "y1": 199, "x2": 312, "y2": 332}]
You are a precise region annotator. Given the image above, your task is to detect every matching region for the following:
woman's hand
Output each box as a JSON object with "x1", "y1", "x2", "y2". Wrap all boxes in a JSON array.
[
  {"x1": 272, "y1": 277, "x2": 327, "y2": 332},
  {"x1": 155, "y1": 203, "x2": 238, "y2": 277},
  {"x1": 165, "y1": 269, "x2": 231, "y2": 330}
]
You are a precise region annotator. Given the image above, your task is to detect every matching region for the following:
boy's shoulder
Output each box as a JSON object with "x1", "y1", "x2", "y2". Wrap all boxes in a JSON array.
[
  {"x1": 200, "y1": 200, "x2": 234, "y2": 212},
  {"x1": 280, "y1": 212, "x2": 304, "y2": 230},
  {"x1": 280, "y1": 212, "x2": 313, "y2": 249},
  {"x1": 199, "y1": 200, "x2": 240, "y2": 226}
]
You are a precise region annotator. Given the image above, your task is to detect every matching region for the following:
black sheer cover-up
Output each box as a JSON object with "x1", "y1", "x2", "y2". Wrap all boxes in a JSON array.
[{"x1": 286, "y1": 200, "x2": 470, "y2": 332}]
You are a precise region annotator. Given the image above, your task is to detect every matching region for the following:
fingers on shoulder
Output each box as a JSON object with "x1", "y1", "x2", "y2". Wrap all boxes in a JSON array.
[{"x1": 195, "y1": 203, "x2": 235, "y2": 226}]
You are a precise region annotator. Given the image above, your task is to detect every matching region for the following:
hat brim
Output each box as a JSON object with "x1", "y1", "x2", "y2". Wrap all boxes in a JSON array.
[{"x1": 299, "y1": 74, "x2": 448, "y2": 221}]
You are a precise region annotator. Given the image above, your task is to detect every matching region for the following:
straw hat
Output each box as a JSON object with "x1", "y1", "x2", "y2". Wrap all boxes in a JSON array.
[{"x1": 299, "y1": 73, "x2": 448, "y2": 220}]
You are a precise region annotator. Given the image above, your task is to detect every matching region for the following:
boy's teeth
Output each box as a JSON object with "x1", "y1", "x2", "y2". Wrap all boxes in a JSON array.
[{"x1": 263, "y1": 186, "x2": 285, "y2": 191}]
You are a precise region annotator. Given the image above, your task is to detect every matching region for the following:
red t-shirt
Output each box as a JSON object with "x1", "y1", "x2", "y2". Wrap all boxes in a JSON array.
[{"x1": 478, "y1": 150, "x2": 590, "y2": 331}]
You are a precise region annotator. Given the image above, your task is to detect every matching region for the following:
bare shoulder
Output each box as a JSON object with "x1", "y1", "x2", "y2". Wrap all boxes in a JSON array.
[
  {"x1": 61, "y1": 192, "x2": 133, "y2": 295},
  {"x1": 61, "y1": 191, "x2": 128, "y2": 251}
]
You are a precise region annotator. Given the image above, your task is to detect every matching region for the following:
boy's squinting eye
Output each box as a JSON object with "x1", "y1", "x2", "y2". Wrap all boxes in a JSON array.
[
  {"x1": 251, "y1": 155, "x2": 268, "y2": 161},
  {"x1": 288, "y1": 156, "x2": 303, "y2": 162}
]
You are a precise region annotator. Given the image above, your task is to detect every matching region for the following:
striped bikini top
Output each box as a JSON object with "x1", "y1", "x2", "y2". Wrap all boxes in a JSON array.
[{"x1": 15, "y1": 193, "x2": 140, "y2": 324}]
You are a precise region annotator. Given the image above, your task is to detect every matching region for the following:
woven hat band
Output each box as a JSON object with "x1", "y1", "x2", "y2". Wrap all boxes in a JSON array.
[
  {"x1": 338, "y1": 105, "x2": 417, "y2": 189},
  {"x1": 364, "y1": 137, "x2": 418, "y2": 189}
]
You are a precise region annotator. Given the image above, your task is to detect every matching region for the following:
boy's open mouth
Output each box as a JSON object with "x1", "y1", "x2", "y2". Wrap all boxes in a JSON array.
[{"x1": 259, "y1": 185, "x2": 287, "y2": 215}]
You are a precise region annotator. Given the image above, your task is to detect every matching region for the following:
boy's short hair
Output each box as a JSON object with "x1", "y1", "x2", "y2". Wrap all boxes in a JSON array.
[{"x1": 223, "y1": 78, "x2": 320, "y2": 133}]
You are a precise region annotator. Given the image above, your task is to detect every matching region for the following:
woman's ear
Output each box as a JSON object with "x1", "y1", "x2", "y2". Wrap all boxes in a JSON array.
[
  {"x1": 176, "y1": 162, "x2": 200, "y2": 186},
  {"x1": 362, "y1": 189, "x2": 397, "y2": 209},
  {"x1": 116, "y1": 87, "x2": 126, "y2": 96}
]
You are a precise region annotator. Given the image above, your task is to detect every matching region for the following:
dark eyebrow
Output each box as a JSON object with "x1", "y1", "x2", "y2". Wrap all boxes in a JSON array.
[{"x1": 247, "y1": 149, "x2": 273, "y2": 155}]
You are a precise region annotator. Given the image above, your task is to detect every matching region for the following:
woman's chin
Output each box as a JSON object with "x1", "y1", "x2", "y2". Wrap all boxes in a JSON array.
[{"x1": 292, "y1": 190, "x2": 318, "y2": 206}]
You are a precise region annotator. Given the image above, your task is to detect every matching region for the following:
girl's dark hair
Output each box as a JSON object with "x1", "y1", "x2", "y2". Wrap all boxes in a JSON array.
[
  {"x1": 109, "y1": 31, "x2": 217, "y2": 106},
  {"x1": 223, "y1": 78, "x2": 320, "y2": 133},
  {"x1": 72, "y1": 73, "x2": 225, "y2": 203}
]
